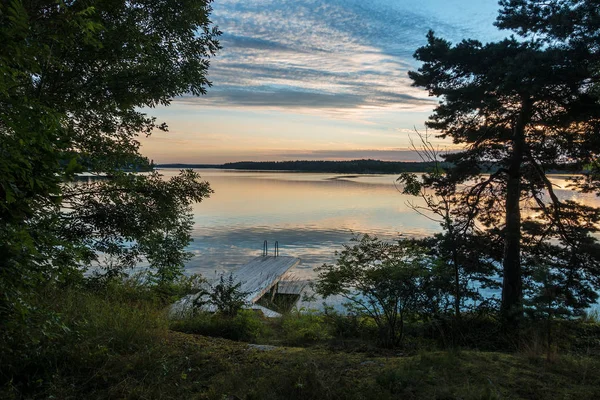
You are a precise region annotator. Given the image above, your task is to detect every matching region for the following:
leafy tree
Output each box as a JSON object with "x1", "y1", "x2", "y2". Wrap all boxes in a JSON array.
[
  {"x1": 0, "y1": 0, "x2": 220, "y2": 367},
  {"x1": 409, "y1": 1, "x2": 600, "y2": 325},
  {"x1": 315, "y1": 235, "x2": 447, "y2": 347}
]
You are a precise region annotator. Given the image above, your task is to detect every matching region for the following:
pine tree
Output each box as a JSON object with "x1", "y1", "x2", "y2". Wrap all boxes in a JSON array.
[{"x1": 409, "y1": 0, "x2": 600, "y2": 325}]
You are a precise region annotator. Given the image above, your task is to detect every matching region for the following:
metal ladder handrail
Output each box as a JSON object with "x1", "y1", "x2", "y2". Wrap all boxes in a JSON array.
[{"x1": 262, "y1": 240, "x2": 280, "y2": 257}]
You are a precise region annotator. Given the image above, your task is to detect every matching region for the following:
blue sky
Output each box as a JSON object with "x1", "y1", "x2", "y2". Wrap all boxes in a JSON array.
[{"x1": 142, "y1": 0, "x2": 506, "y2": 164}]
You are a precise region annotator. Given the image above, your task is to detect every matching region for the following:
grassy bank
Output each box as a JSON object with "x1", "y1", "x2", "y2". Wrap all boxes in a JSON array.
[{"x1": 2, "y1": 284, "x2": 600, "y2": 399}]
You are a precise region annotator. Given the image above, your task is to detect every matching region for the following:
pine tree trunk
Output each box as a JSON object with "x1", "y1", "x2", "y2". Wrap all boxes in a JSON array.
[
  {"x1": 501, "y1": 98, "x2": 532, "y2": 326},
  {"x1": 449, "y1": 231, "x2": 461, "y2": 322},
  {"x1": 453, "y1": 247, "x2": 461, "y2": 320}
]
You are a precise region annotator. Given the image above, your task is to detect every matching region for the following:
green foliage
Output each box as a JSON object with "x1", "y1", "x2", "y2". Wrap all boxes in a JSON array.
[
  {"x1": 0, "y1": 283, "x2": 169, "y2": 395},
  {"x1": 2, "y1": 280, "x2": 600, "y2": 399},
  {"x1": 410, "y1": 313, "x2": 507, "y2": 351},
  {"x1": 322, "y1": 306, "x2": 379, "y2": 342},
  {"x1": 85, "y1": 271, "x2": 206, "y2": 305},
  {"x1": 194, "y1": 273, "x2": 250, "y2": 317},
  {"x1": 397, "y1": 132, "x2": 502, "y2": 322},
  {"x1": 496, "y1": 0, "x2": 600, "y2": 46},
  {"x1": 520, "y1": 204, "x2": 600, "y2": 319},
  {"x1": 280, "y1": 309, "x2": 333, "y2": 345},
  {"x1": 315, "y1": 235, "x2": 446, "y2": 347},
  {"x1": 170, "y1": 310, "x2": 267, "y2": 342},
  {"x1": 201, "y1": 344, "x2": 600, "y2": 400},
  {"x1": 0, "y1": 0, "x2": 220, "y2": 370}
]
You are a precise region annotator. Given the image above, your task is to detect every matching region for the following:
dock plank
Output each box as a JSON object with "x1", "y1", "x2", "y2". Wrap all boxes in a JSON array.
[
  {"x1": 276, "y1": 280, "x2": 308, "y2": 295},
  {"x1": 233, "y1": 256, "x2": 301, "y2": 303}
]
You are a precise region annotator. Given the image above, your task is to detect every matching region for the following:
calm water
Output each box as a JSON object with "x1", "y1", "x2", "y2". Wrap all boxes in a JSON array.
[{"x1": 160, "y1": 169, "x2": 600, "y2": 284}]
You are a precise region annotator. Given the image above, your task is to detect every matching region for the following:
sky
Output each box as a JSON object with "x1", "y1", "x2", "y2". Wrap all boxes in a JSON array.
[{"x1": 141, "y1": 0, "x2": 507, "y2": 164}]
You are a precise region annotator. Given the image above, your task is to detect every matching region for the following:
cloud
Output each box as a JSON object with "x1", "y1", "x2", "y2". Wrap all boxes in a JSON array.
[
  {"x1": 221, "y1": 34, "x2": 298, "y2": 53},
  {"x1": 177, "y1": 87, "x2": 436, "y2": 110},
  {"x1": 192, "y1": 0, "x2": 501, "y2": 116}
]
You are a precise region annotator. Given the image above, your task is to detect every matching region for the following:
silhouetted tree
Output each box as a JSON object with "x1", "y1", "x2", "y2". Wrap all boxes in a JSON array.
[
  {"x1": 398, "y1": 131, "x2": 501, "y2": 322},
  {"x1": 409, "y1": 0, "x2": 600, "y2": 326}
]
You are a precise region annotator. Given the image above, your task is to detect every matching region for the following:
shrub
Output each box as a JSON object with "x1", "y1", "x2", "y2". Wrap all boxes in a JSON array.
[
  {"x1": 84, "y1": 271, "x2": 205, "y2": 306},
  {"x1": 194, "y1": 273, "x2": 249, "y2": 316},
  {"x1": 170, "y1": 310, "x2": 266, "y2": 342},
  {"x1": 281, "y1": 309, "x2": 333, "y2": 345},
  {"x1": 322, "y1": 307, "x2": 378, "y2": 341},
  {"x1": 315, "y1": 235, "x2": 443, "y2": 347},
  {"x1": 0, "y1": 283, "x2": 169, "y2": 395}
]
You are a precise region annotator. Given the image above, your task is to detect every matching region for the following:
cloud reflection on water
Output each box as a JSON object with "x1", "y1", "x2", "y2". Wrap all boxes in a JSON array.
[
  {"x1": 153, "y1": 169, "x2": 600, "y2": 311},
  {"x1": 160, "y1": 169, "x2": 440, "y2": 279}
]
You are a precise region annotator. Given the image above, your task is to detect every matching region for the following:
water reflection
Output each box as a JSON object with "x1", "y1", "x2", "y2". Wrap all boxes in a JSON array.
[
  {"x1": 158, "y1": 169, "x2": 600, "y2": 287},
  {"x1": 157, "y1": 169, "x2": 439, "y2": 279}
]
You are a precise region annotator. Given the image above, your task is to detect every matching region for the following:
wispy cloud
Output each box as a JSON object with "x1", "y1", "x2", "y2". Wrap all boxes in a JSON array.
[
  {"x1": 178, "y1": 88, "x2": 435, "y2": 110},
  {"x1": 144, "y1": 1, "x2": 503, "y2": 163},
  {"x1": 184, "y1": 0, "x2": 502, "y2": 117}
]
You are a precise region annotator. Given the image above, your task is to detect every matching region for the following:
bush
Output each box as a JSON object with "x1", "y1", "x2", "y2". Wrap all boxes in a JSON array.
[
  {"x1": 194, "y1": 273, "x2": 249, "y2": 316},
  {"x1": 280, "y1": 309, "x2": 333, "y2": 345},
  {"x1": 170, "y1": 310, "x2": 266, "y2": 342},
  {"x1": 315, "y1": 235, "x2": 444, "y2": 347},
  {"x1": 322, "y1": 307, "x2": 378, "y2": 341},
  {"x1": 85, "y1": 272, "x2": 205, "y2": 306},
  {"x1": 0, "y1": 283, "x2": 169, "y2": 396}
]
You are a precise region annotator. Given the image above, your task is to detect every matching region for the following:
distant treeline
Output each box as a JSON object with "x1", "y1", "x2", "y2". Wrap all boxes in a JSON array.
[
  {"x1": 158, "y1": 159, "x2": 586, "y2": 174},
  {"x1": 158, "y1": 160, "x2": 452, "y2": 174}
]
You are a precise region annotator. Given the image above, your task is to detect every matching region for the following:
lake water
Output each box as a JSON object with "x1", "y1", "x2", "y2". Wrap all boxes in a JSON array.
[
  {"x1": 165, "y1": 169, "x2": 436, "y2": 279},
  {"x1": 160, "y1": 169, "x2": 600, "y2": 286}
]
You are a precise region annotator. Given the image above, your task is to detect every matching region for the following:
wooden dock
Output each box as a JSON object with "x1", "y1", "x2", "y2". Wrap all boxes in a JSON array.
[
  {"x1": 170, "y1": 255, "x2": 301, "y2": 318},
  {"x1": 235, "y1": 256, "x2": 301, "y2": 304}
]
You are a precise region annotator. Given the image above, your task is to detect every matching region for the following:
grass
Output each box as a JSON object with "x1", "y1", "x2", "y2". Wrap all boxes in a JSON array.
[
  {"x1": 30, "y1": 333, "x2": 600, "y2": 399},
  {"x1": 170, "y1": 309, "x2": 269, "y2": 341},
  {"x1": 2, "y1": 283, "x2": 600, "y2": 399}
]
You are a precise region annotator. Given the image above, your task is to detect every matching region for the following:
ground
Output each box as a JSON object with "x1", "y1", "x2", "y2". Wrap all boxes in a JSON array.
[
  {"x1": 3, "y1": 286, "x2": 599, "y2": 399},
  {"x1": 41, "y1": 329, "x2": 599, "y2": 400}
]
